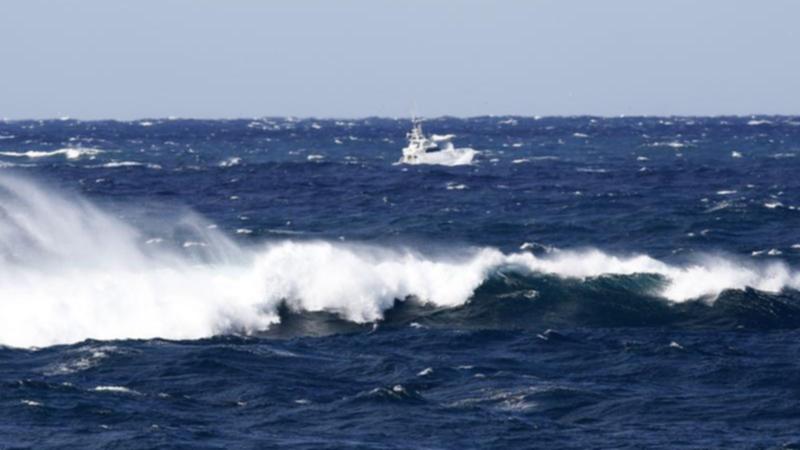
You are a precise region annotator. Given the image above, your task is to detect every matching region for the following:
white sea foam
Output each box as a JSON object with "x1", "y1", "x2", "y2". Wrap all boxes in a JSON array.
[
  {"x1": 0, "y1": 148, "x2": 104, "y2": 160},
  {"x1": 446, "y1": 182, "x2": 467, "y2": 190},
  {"x1": 92, "y1": 161, "x2": 162, "y2": 170},
  {"x1": 93, "y1": 385, "x2": 140, "y2": 394},
  {"x1": 2, "y1": 175, "x2": 800, "y2": 348},
  {"x1": 648, "y1": 141, "x2": 688, "y2": 149},
  {"x1": 219, "y1": 157, "x2": 241, "y2": 167}
]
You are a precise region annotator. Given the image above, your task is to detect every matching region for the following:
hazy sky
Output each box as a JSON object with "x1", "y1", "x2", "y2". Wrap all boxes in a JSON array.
[{"x1": 1, "y1": 1, "x2": 798, "y2": 119}]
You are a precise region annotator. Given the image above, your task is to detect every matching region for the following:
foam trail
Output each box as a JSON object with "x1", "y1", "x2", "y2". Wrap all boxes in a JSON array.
[
  {"x1": 1, "y1": 175, "x2": 800, "y2": 348},
  {"x1": 0, "y1": 148, "x2": 104, "y2": 160}
]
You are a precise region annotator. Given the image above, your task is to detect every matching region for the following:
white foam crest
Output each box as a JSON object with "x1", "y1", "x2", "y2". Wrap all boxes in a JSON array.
[
  {"x1": 2, "y1": 175, "x2": 800, "y2": 348},
  {"x1": 219, "y1": 156, "x2": 241, "y2": 167},
  {"x1": 93, "y1": 385, "x2": 140, "y2": 394},
  {"x1": 648, "y1": 141, "x2": 687, "y2": 149},
  {"x1": 505, "y1": 250, "x2": 800, "y2": 301},
  {"x1": 0, "y1": 148, "x2": 104, "y2": 160},
  {"x1": 89, "y1": 161, "x2": 162, "y2": 170}
]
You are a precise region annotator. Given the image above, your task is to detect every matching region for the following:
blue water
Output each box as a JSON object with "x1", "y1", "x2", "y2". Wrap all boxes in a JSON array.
[{"x1": 2, "y1": 116, "x2": 800, "y2": 448}]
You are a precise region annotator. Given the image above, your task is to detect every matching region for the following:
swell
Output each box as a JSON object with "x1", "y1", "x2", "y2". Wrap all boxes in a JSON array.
[{"x1": 2, "y1": 174, "x2": 800, "y2": 348}]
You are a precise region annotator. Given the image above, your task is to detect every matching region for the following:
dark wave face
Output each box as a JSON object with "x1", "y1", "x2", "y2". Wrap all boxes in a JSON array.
[{"x1": 2, "y1": 117, "x2": 800, "y2": 448}]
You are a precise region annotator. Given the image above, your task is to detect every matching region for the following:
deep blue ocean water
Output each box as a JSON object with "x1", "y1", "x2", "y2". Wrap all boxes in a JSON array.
[{"x1": 1, "y1": 116, "x2": 800, "y2": 448}]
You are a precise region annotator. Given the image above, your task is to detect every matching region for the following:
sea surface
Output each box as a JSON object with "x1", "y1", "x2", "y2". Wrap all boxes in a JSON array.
[{"x1": 1, "y1": 116, "x2": 800, "y2": 448}]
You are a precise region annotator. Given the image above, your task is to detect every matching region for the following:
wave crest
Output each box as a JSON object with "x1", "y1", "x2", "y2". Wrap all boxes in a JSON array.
[
  {"x1": 1, "y1": 174, "x2": 799, "y2": 348},
  {"x1": 0, "y1": 148, "x2": 104, "y2": 160}
]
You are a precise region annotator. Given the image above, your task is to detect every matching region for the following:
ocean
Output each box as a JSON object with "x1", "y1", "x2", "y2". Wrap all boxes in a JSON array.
[{"x1": 1, "y1": 116, "x2": 800, "y2": 448}]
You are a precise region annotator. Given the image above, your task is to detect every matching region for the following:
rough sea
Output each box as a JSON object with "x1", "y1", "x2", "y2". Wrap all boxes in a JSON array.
[{"x1": 1, "y1": 116, "x2": 800, "y2": 449}]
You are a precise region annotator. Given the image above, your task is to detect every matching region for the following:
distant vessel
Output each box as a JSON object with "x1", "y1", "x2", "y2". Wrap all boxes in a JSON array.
[{"x1": 399, "y1": 118, "x2": 476, "y2": 166}]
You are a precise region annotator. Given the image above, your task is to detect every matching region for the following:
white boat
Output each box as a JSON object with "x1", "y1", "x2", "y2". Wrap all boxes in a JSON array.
[{"x1": 399, "y1": 119, "x2": 476, "y2": 166}]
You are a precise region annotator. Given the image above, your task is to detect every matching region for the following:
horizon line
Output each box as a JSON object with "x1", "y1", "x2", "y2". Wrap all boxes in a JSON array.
[{"x1": 2, "y1": 113, "x2": 798, "y2": 123}]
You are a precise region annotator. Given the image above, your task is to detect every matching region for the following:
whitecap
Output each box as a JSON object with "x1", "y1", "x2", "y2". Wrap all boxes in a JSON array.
[
  {"x1": 446, "y1": 182, "x2": 467, "y2": 190},
  {"x1": 95, "y1": 161, "x2": 162, "y2": 170},
  {"x1": 93, "y1": 386, "x2": 140, "y2": 395},
  {"x1": 0, "y1": 148, "x2": 104, "y2": 160},
  {"x1": 649, "y1": 142, "x2": 686, "y2": 149},
  {"x1": 3, "y1": 175, "x2": 800, "y2": 348},
  {"x1": 219, "y1": 157, "x2": 241, "y2": 168}
]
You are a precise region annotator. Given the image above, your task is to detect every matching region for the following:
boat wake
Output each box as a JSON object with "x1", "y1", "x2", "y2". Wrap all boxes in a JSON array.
[{"x1": 1, "y1": 174, "x2": 799, "y2": 348}]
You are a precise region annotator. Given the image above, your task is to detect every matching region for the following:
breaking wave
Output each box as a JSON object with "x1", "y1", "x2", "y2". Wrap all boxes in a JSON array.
[{"x1": 1, "y1": 174, "x2": 800, "y2": 348}]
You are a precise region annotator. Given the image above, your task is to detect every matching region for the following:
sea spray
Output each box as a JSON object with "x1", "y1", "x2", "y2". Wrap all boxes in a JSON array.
[{"x1": 1, "y1": 174, "x2": 800, "y2": 348}]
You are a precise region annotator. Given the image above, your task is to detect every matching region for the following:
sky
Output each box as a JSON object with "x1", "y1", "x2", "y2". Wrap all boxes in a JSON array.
[{"x1": 0, "y1": 0, "x2": 798, "y2": 119}]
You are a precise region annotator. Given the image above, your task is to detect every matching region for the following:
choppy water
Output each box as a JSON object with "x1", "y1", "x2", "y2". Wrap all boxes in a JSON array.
[{"x1": 1, "y1": 116, "x2": 800, "y2": 448}]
